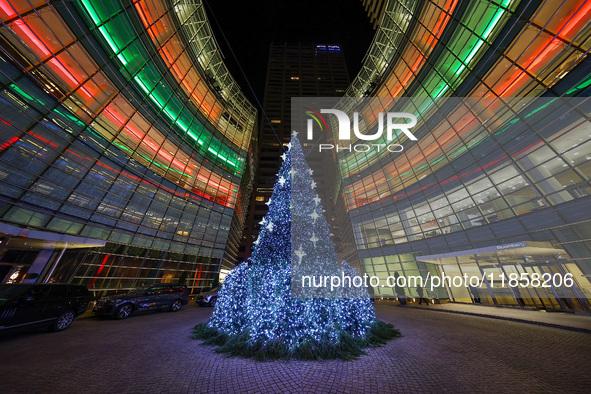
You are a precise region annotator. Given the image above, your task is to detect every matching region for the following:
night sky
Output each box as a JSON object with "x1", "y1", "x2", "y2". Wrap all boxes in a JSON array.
[{"x1": 204, "y1": 0, "x2": 376, "y2": 105}]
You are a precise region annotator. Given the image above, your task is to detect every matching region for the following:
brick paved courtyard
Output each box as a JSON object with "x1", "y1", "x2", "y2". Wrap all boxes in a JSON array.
[{"x1": 1, "y1": 304, "x2": 589, "y2": 393}]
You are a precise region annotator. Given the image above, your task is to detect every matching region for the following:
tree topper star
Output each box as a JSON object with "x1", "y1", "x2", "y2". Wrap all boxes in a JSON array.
[{"x1": 292, "y1": 130, "x2": 299, "y2": 137}]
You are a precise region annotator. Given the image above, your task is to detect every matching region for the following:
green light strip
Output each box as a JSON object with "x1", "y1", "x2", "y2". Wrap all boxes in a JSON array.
[
  {"x1": 10, "y1": 83, "x2": 37, "y2": 103},
  {"x1": 132, "y1": 74, "x2": 208, "y2": 147},
  {"x1": 340, "y1": 0, "x2": 513, "y2": 174},
  {"x1": 455, "y1": 0, "x2": 511, "y2": 75},
  {"x1": 565, "y1": 75, "x2": 591, "y2": 95},
  {"x1": 78, "y1": 0, "x2": 243, "y2": 173},
  {"x1": 80, "y1": 0, "x2": 128, "y2": 65},
  {"x1": 11, "y1": 83, "x2": 86, "y2": 130}
]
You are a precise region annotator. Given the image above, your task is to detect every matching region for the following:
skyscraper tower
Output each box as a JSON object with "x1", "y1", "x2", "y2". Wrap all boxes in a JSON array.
[{"x1": 238, "y1": 43, "x2": 350, "y2": 262}]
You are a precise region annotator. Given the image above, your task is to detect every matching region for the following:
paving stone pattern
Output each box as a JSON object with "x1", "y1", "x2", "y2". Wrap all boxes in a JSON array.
[{"x1": 0, "y1": 304, "x2": 589, "y2": 393}]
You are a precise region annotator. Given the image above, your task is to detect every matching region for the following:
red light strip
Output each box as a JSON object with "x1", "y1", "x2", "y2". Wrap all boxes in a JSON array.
[
  {"x1": 28, "y1": 131, "x2": 58, "y2": 147},
  {"x1": 0, "y1": 117, "x2": 19, "y2": 151},
  {"x1": 0, "y1": 0, "x2": 16, "y2": 18},
  {"x1": 64, "y1": 146, "x2": 232, "y2": 207},
  {"x1": 88, "y1": 253, "x2": 110, "y2": 289},
  {"x1": 102, "y1": 105, "x2": 193, "y2": 175},
  {"x1": 0, "y1": 135, "x2": 19, "y2": 151},
  {"x1": 10, "y1": 17, "x2": 93, "y2": 99}
]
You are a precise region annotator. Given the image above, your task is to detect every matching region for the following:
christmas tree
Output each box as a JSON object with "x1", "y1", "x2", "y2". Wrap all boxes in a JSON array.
[{"x1": 193, "y1": 133, "x2": 399, "y2": 360}]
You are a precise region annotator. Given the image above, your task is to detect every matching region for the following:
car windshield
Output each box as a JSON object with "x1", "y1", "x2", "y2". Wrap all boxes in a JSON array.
[{"x1": 127, "y1": 287, "x2": 148, "y2": 295}]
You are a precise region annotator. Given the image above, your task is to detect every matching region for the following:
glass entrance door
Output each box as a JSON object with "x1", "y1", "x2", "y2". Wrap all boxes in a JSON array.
[
  {"x1": 478, "y1": 265, "x2": 518, "y2": 307},
  {"x1": 500, "y1": 264, "x2": 557, "y2": 310},
  {"x1": 521, "y1": 263, "x2": 574, "y2": 312}
]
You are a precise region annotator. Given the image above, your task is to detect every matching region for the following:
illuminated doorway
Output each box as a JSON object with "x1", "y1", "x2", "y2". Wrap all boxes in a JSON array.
[{"x1": 418, "y1": 241, "x2": 590, "y2": 314}]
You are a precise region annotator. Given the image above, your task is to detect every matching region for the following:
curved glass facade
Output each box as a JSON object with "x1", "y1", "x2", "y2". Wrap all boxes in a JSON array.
[
  {"x1": 332, "y1": 0, "x2": 591, "y2": 313},
  {"x1": 0, "y1": 0, "x2": 256, "y2": 294}
]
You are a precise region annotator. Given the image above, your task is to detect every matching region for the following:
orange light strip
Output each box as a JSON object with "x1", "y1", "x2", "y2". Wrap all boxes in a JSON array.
[
  {"x1": 391, "y1": 0, "x2": 458, "y2": 96},
  {"x1": 497, "y1": 0, "x2": 590, "y2": 96},
  {"x1": 103, "y1": 105, "x2": 193, "y2": 175},
  {"x1": 363, "y1": 0, "x2": 459, "y2": 127},
  {"x1": 133, "y1": 0, "x2": 227, "y2": 135}
]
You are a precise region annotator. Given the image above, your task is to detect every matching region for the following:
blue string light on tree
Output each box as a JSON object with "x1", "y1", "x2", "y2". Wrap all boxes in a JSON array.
[{"x1": 192, "y1": 133, "x2": 400, "y2": 360}]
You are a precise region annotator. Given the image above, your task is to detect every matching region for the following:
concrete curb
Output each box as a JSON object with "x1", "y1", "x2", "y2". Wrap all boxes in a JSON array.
[{"x1": 402, "y1": 305, "x2": 591, "y2": 334}]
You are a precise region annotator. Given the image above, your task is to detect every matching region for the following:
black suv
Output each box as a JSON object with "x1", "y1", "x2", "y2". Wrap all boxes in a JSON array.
[
  {"x1": 0, "y1": 283, "x2": 91, "y2": 334},
  {"x1": 93, "y1": 283, "x2": 189, "y2": 319}
]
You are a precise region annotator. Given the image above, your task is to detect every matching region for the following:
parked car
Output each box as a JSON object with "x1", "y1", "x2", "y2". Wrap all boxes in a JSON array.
[
  {"x1": 196, "y1": 288, "x2": 219, "y2": 307},
  {"x1": 93, "y1": 283, "x2": 189, "y2": 319},
  {"x1": 0, "y1": 283, "x2": 91, "y2": 334}
]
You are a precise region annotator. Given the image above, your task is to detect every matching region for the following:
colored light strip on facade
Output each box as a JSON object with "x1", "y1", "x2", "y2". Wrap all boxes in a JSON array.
[
  {"x1": 133, "y1": 0, "x2": 233, "y2": 145},
  {"x1": 496, "y1": 0, "x2": 591, "y2": 96},
  {"x1": 88, "y1": 254, "x2": 110, "y2": 289},
  {"x1": 78, "y1": 0, "x2": 244, "y2": 175},
  {"x1": 6, "y1": 81, "x2": 237, "y2": 208},
  {"x1": 341, "y1": 0, "x2": 590, "y2": 210},
  {"x1": 339, "y1": 0, "x2": 514, "y2": 175},
  {"x1": 454, "y1": 0, "x2": 512, "y2": 75},
  {"x1": 1, "y1": 1, "x2": 245, "y2": 207}
]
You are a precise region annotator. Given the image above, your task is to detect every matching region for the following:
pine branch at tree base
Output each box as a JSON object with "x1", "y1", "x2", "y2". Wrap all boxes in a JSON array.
[{"x1": 191, "y1": 320, "x2": 401, "y2": 361}]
